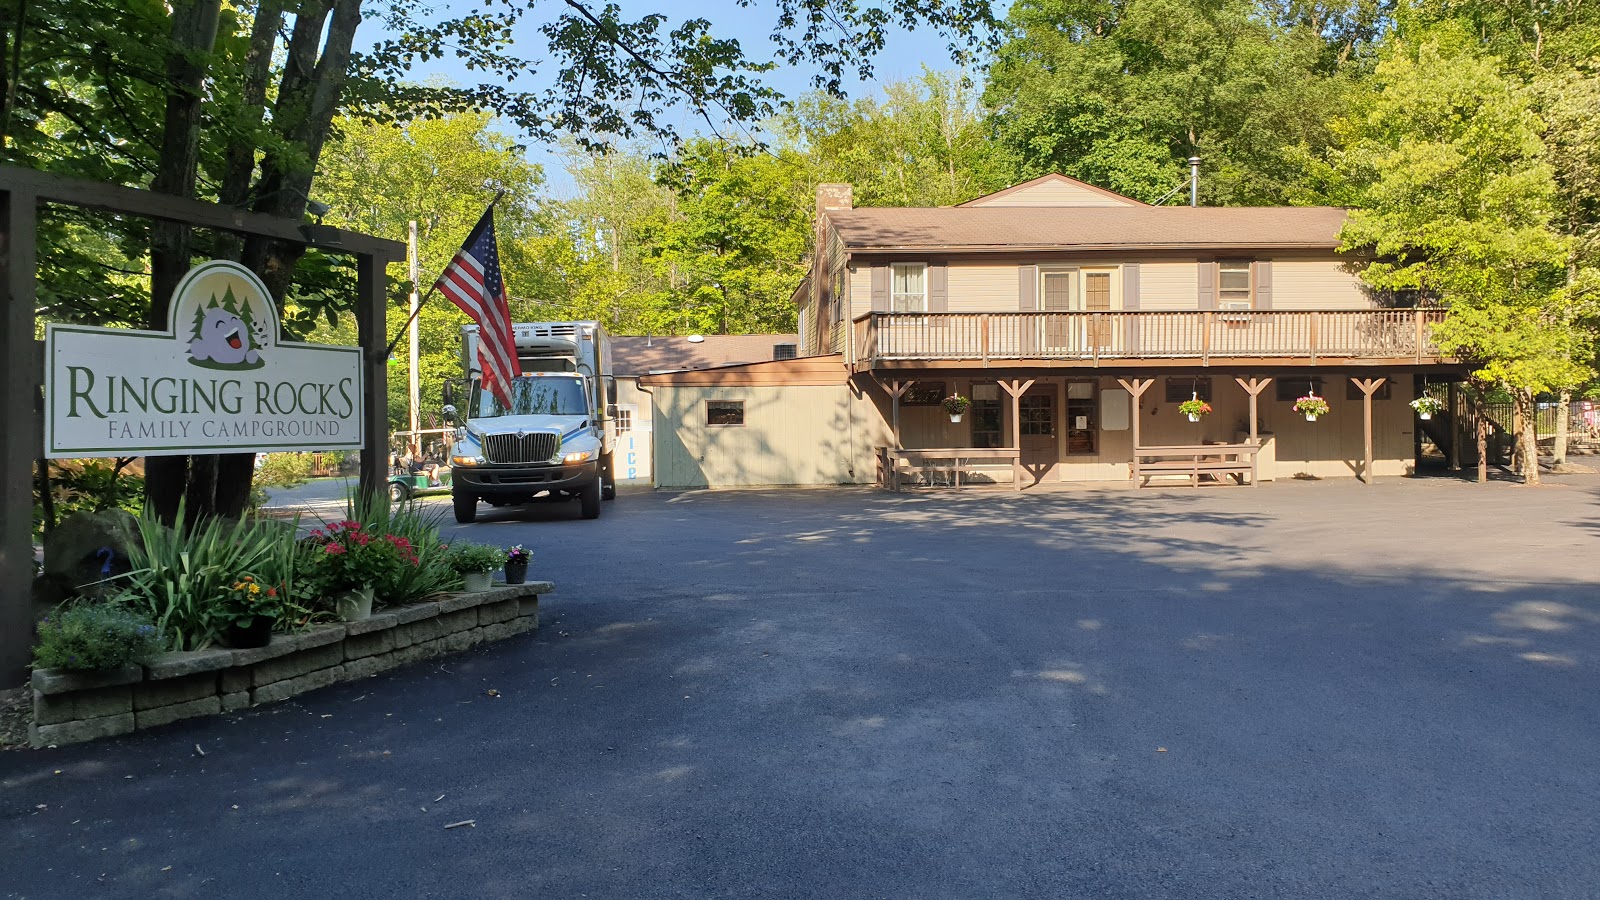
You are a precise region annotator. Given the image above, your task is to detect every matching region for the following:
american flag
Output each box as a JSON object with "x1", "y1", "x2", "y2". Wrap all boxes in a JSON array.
[{"x1": 436, "y1": 207, "x2": 520, "y2": 409}]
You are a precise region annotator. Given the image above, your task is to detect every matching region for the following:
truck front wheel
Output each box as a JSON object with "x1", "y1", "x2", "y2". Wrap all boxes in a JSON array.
[
  {"x1": 601, "y1": 452, "x2": 617, "y2": 500},
  {"x1": 579, "y1": 477, "x2": 601, "y2": 520},
  {"x1": 453, "y1": 492, "x2": 478, "y2": 524}
]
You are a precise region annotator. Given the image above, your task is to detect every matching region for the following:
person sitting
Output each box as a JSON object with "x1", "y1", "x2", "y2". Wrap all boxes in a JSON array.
[{"x1": 402, "y1": 444, "x2": 442, "y2": 487}]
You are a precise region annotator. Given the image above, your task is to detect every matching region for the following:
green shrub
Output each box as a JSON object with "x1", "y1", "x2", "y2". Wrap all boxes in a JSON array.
[
  {"x1": 117, "y1": 504, "x2": 300, "y2": 650},
  {"x1": 33, "y1": 460, "x2": 145, "y2": 540},
  {"x1": 255, "y1": 453, "x2": 313, "y2": 488},
  {"x1": 343, "y1": 491, "x2": 461, "y2": 601},
  {"x1": 33, "y1": 602, "x2": 166, "y2": 671},
  {"x1": 446, "y1": 542, "x2": 507, "y2": 575}
]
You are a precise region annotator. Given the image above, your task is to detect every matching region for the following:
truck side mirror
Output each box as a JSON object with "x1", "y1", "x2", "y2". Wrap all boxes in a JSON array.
[
  {"x1": 606, "y1": 404, "x2": 618, "y2": 419},
  {"x1": 605, "y1": 376, "x2": 617, "y2": 405},
  {"x1": 442, "y1": 404, "x2": 457, "y2": 425},
  {"x1": 442, "y1": 382, "x2": 455, "y2": 405}
]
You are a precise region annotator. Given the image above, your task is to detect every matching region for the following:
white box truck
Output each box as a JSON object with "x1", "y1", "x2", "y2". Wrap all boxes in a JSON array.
[{"x1": 446, "y1": 321, "x2": 617, "y2": 522}]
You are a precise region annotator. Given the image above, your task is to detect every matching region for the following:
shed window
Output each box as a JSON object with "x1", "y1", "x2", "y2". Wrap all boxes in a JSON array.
[
  {"x1": 615, "y1": 407, "x2": 633, "y2": 434},
  {"x1": 706, "y1": 401, "x2": 744, "y2": 426},
  {"x1": 891, "y1": 263, "x2": 927, "y2": 312}
]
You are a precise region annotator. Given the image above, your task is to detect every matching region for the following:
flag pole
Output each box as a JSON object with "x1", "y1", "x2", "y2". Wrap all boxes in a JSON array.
[{"x1": 382, "y1": 191, "x2": 507, "y2": 359}]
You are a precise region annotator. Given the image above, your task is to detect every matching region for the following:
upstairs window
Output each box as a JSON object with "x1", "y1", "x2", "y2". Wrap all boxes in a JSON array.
[
  {"x1": 1219, "y1": 261, "x2": 1252, "y2": 310},
  {"x1": 891, "y1": 263, "x2": 927, "y2": 312}
]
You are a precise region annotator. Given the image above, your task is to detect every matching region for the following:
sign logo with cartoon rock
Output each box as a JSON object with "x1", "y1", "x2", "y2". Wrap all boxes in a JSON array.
[{"x1": 45, "y1": 260, "x2": 364, "y2": 458}]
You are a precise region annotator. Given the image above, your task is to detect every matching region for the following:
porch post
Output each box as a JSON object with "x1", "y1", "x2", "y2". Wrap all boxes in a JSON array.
[
  {"x1": 1235, "y1": 377, "x2": 1272, "y2": 488},
  {"x1": 355, "y1": 251, "x2": 390, "y2": 503},
  {"x1": 1352, "y1": 377, "x2": 1386, "y2": 484},
  {"x1": 999, "y1": 378, "x2": 1035, "y2": 490},
  {"x1": 1447, "y1": 380, "x2": 1461, "y2": 471},
  {"x1": 0, "y1": 188, "x2": 39, "y2": 682},
  {"x1": 884, "y1": 379, "x2": 914, "y2": 449},
  {"x1": 1116, "y1": 377, "x2": 1155, "y2": 485}
]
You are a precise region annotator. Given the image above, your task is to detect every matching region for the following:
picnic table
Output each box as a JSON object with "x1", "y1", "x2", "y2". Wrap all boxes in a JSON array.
[
  {"x1": 1133, "y1": 443, "x2": 1260, "y2": 488},
  {"x1": 878, "y1": 447, "x2": 1022, "y2": 491}
]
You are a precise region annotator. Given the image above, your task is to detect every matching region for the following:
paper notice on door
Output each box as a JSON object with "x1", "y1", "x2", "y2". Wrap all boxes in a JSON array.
[{"x1": 1075, "y1": 416, "x2": 1088, "y2": 430}]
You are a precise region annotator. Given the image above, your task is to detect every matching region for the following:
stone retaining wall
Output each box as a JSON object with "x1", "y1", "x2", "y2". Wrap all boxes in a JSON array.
[{"x1": 29, "y1": 582, "x2": 549, "y2": 748}]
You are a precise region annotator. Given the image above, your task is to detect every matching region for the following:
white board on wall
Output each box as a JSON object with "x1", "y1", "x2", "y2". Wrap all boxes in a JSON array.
[{"x1": 1101, "y1": 388, "x2": 1130, "y2": 431}]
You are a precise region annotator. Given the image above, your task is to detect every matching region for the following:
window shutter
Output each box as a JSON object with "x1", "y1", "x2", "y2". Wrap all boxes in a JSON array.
[
  {"x1": 1253, "y1": 260, "x2": 1272, "y2": 310},
  {"x1": 1197, "y1": 261, "x2": 1216, "y2": 310},
  {"x1": 1019, "y1": 265, "x2": 1038, "y2": 311},
  {"x1": 928, "y1": 263, "x2": 948, "y2": 312},
  {"x1": 870, "y1": 266, "x2": 889, "y2": 312}
]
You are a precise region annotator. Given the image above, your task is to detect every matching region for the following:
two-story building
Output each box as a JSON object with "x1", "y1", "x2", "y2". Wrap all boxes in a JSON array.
[{"x1": 638, "y1": 174, "x2": 1466, "y2": 489}]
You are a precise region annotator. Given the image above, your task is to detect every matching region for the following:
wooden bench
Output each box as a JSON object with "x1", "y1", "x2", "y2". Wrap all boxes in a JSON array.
[
  {"x1": 1134, "y1": 443, "x2": 1260, "y2": 488},
  {"x1": 878, "y1": 447, "x2": 1022, "y2": 491}
]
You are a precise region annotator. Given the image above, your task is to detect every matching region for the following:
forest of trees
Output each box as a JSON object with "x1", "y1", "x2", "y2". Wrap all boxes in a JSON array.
[{"x1": 4, "y1": 0, "x2": 1598, "y2": 502}]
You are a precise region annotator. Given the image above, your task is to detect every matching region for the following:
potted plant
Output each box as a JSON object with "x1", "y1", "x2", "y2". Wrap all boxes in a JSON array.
[
  {"x1": 1411, "y1": 395, "x2": 1445, "y2": 420},
  {"x1": 1178, "y1": 398, "x2": 1212, "y2": 423},
  {"x1": 942, "y1": 394, "x2": 971, "y2": 423},
  {"x1": 504, "y1": 544, "x2": 531, "y2": 585},
  {"x1": 1294, "y1": 393, "x2": 1330, "y2": 422},
  {"x1": 218, "y1": 576, "x2": 282, "y2": 648},
  {"x1": 448, "y1": 542, "x2": 508, "y2": 592},
  {"x1": 301, "y1": 520, "x2": 407, "y2": 621}
]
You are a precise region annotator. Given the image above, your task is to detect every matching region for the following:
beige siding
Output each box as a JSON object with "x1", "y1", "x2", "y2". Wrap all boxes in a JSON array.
[
  {"x1": 1270, "y1": 259, "x2": 1371, "y2": 310},
  {"x1": 849, "y1": 265, "x2": 873, "y2": 320},
  {"x1": 963, "y1": 180, "x2": 1142, "y2": 208},
  {"x1": 890, "y1": 373, "x2": 1416, "y2": 484},
  {"x1": 651, "y1": 384, "x2": 889, "y2": 488},
  {"x1": 947, "y1": 264, "x2": 1022, "y2": 312},
  {"x1": 1136, "y1": 260, "x2": 1199, "y2": 311}
]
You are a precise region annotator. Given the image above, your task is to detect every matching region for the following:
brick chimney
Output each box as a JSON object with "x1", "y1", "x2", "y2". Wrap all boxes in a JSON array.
[{"x1": 816, "y1": 183, "x2": 853, "y2": 216}]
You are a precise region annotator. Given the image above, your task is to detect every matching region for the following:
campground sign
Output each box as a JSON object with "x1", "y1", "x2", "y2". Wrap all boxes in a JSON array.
[{"x1": 45, "y1": 260, "x2": 364, "y2": 458}]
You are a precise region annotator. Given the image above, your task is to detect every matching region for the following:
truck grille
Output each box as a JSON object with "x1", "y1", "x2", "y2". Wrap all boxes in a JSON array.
[{"x1": 482, "y1": 433, "x2": 559, "y2": 464}]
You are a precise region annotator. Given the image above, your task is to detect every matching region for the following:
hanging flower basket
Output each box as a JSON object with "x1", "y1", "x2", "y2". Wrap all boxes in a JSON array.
[
  {"x1": 1410, "y1": 396, "x2": 1445, "y2": 420},
  {"x1": 1294, "y1": 394, "x2": 1330, "y2": 422},
  {"x1": 1178, "y1": 398, "x2": 1212, "y2": 423},
  {"x1": 942, "y1": 394, "x2": 970, "y2": 424}
]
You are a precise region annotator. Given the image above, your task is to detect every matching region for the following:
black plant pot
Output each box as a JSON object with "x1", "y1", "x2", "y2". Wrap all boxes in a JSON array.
[
  {"x1": 225, "y1": 616, "x2": 273, "y2": 649},
  {"x1": 504, "y1": 560, "x2": 528, "y2": 585}
]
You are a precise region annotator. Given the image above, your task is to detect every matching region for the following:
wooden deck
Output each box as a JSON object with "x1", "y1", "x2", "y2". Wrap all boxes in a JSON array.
[{"x1": 851, "y1": 309, "x2": 1449, "y2": 370}]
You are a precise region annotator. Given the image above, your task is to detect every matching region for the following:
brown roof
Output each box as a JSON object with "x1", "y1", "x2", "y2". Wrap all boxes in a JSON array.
[
  {"x1": 612, "y1": 334, "x2": 800, "y2": 376},
  {"x1": 955, "y1": 173, "x2": 1148, "y2": 208},
  {"x1": 637, "y1": 355, "x2": 846, "y2": 387},
  {"x1": 826, "y1": 206, "x2": 1349, "y2": 253}
]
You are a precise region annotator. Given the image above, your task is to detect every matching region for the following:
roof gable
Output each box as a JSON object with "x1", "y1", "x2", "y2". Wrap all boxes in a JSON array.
[{"x1": 958, "y1": 174, "x2": 1146, "y2": 209}]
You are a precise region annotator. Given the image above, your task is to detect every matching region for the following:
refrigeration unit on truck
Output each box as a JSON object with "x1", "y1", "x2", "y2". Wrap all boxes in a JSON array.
[{"x1": 445, "y1": 321, "x2": 617, "y2": 523}]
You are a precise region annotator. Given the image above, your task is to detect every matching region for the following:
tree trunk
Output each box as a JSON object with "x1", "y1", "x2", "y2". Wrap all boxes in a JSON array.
[
  {"x1": 1554, "y1": 390, "x2": 1570, "y2": 466},
  {"x1": 212, "y1": 0, "x2": 365, "y2": 520},
  {"x1": 1516, "y1": 387, "x2": 1541, "y2": 486},
  {"x1": 145, "y1": 0, "x2": 222, "y2": 525}
]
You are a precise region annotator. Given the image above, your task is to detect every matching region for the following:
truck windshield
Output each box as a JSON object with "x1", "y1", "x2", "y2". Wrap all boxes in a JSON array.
[{"x1": 472, "y1": 377, "x2": 589, "y2": 418}]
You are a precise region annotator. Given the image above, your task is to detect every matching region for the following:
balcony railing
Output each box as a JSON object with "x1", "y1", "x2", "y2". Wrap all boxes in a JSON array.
[{"x1": 851, "y1": 310, "x2": 1447, "y2": 366}]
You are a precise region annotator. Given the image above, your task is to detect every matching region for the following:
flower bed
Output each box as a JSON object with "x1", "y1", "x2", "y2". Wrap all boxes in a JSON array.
[{"x1": 28, "y1": 582, "x2": 549, "y2": 748}]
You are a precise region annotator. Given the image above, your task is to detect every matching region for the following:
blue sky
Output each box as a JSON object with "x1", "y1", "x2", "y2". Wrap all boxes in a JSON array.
[{"x1": 370, "y1": 1, "x2": 987, "y2": 195}]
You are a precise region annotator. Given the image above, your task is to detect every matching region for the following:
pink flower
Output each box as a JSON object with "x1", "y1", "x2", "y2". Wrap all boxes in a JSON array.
[{"x1": 325, "y1": 543, "x2": 346, "y2": 556}]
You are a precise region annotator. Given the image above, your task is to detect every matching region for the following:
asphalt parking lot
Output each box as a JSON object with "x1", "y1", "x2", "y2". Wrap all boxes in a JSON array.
[{"x1": 5, "y1": 478, "x2": 1600, "y2": 899}]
